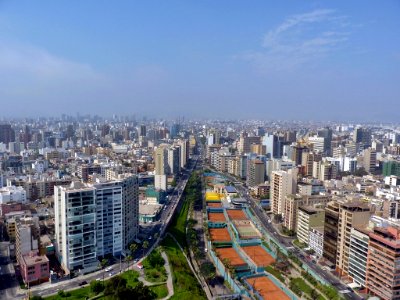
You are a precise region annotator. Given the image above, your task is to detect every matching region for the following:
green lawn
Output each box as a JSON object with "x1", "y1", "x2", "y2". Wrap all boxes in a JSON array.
[
  {"x1": 149, "y1": 283, "x2": 169, "y2": 299},
  {"x1": 265, "y1": 265, "x2": 285, "y2": 283},
  {"x1": 44, "y1": 286, "x2": 93, "y2": 300},
  {"x1": 168, "y1": 194, "x2": 190, "y2": 250},
  {"x1": 161, "y1": 235, "x2": 206, "y2": 300},
  {"x1": 142, "y1": 249, "x2": 168, "y2": 283},
  {"x1": 121, "y1": 270, "x2": 140, "y2": 288},
  {"x1": 44, "y1": 270, "x2": 141, "y2": 300}
]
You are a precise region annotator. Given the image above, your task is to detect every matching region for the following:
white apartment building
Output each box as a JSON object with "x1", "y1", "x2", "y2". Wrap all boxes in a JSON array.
[
  {"x1": 55, "y1": 175, "x2": 139, "y2": 274},
  {"x1": 55, "y1": 182, "x2": 98, "y2": 274},
  {"x1": 270, "y1": 168, "x2": 297, "y2": 216},
  {"x1": 348, "y1": 227, "x2": 369, "y2": 288},
  {"x1": 0, "y1": 186, "x2": 27, "y2": 204},
  {"x1": 309, "y1": 227, "x2": 324, "y2": 258}
]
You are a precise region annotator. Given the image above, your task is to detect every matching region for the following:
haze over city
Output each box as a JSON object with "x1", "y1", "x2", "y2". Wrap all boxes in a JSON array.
[{"x1": 0, "y1": 1, "x2": 399, "y2": 121}]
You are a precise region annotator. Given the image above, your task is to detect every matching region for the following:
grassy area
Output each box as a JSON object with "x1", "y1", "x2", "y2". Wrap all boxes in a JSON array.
[
  {"x1": 121, "y1": 270, "x2": 140, "y2": 288},
  {"x1": 142, "y1": 249, "x2": 168, "y2": 283},
  {"x1": 293, "y1": 239, "x2": 307, "y2": 249},
  {"x1": 265, "y1": 265, "x2": 285, "y2": 283},
  {"x1": 149, "y1": 283, "x2": 169, "y2": 299},
  {"x1": 262, "y1": 240, "x2": 272, "y2": 251},
  {"x1": 161, "y1": 235, "x2": 206, "y2": 300},
  {"x1": 45, "y1": 286, "x2": 93, "y2": 300},
  {"x1": 168, "y1": 193, "x2": 190, "y2": 250},
  {"x1": 291, "y1": 277, "x2": 313, "y2": 295},
  {"x1": 44, "y1": 270, "x2": 140, "y2": 300}
]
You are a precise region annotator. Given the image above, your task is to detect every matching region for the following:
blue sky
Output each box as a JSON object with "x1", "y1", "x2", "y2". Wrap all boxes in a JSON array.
[{"x1": 0, "y1": 1, "x2": 399, "y2": 121}]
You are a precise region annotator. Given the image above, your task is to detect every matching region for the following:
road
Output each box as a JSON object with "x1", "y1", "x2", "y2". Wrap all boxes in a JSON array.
[{"x1": 218, "y1": 171, "x2": 361, "y2": 300}]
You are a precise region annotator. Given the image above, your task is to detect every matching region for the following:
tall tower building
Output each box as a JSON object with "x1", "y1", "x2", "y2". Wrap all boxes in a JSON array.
[
  {"x1": 270, "y1": 168, "x2": 297, "y2": 216},
  {"x1": 366, "y1": 226, "x2": 400, "y2": 300},
  {"x1": 317, "y1": 127, "x2": 333, "y2": 156},
  {"x1": 336, "y1": 202, "x2": 371, "y2": 276},
  {"x1": 55, "y1": 175, "x2": 139, "y2": 274},
  {"x1": 55, "y1": 182, "x2": 98, "y2": 274},
  {"x1": 154, "y1": 146, "x2": 168, "y2": 190},
  {"x1": 0, "y1": 124, "x2": 15, "y2": 144},
  {"x1": 246, "y1": 159, "x2": 265, "y2": 187}
]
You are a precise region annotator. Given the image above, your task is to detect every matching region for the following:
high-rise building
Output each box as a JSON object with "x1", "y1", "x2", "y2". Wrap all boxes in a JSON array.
[
  {"x1": 348, "y1": 227, "x2": 369, "y2": 288},
  {"x1": 167, "y1": 146, "x2": 181, "y2": 175},
  {"x1": 284, "y1": 195, "x2": 328, "y2": 231},
  {"x1": 336, "y1": 202, "x2": 371, "y2": 276},
  {"x1": 382, "y1": 160, "x2": 400, "y2": 177},
  {"x1": 363, "y1": 148, "x2": 377, "y2": 172},
  {"x1": 0, "y1": 124, "x2": 15, "y2": 144},
  {"x1": 246, "y1": 159, "x2": 265, "y2": 187},
  {"x1": 175, "y1": 139, "x2": 189, "y2": 169},
  {"x1": 317, "y1": 127, "x2": 333, "y2": 155},
  {"x1": 353, "y1": 127, "x2": 372, "y2": 148},
  {"x1": 55, "y1": 182, "x2": 98, "y2": 274},
  {"x1": 54, "y1": 176, "x2": 138, "y2": 274},
  {"x1": 366, "y1": 226, "x2": 400, "y2": 300},
  {"x1": 323, "y1": 201, "x2": 340, "y2": 266},
  {"x1": 291, "y1": 144, "x2": 309, "y2": 166},
  {"x1": 238, "y1": 131, "x2": 261, "y2": 155},
  {"x1": 263, "y1": 133, "x2": 284, "y2": 158},
  {"x1": 270, "y1": 168, "x2": 297, "y2": 216},
  {"x1": 139, "y1": 125, "x2": 147, "y2": 137}
]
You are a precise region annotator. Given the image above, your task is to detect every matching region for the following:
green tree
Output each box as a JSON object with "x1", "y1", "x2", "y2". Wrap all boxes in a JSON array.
[
  {"x1": 129, "y1": 243, "x2": 138, "y2": 256},
  {"x1": 132, "y1": 281, "x2": 156, "y2": 300},
  {"x1": 31, "y1": 296, "x2": 44, "y2": 300},
  {"x1": 90, "y1": 280, "x2": 104, "y2": 295},
  {"x1": 200, "y1": 262, "x2": 216, "y2": 281},
  {"x1": 142, "y1": 240, "x2": 149, "y2": 256},
  {"x1": 125, "y1": 255, "x2": 133, "y2": 270},
  {"x1": 101, "y1": 258, "x2": 109, "y2": 282}
]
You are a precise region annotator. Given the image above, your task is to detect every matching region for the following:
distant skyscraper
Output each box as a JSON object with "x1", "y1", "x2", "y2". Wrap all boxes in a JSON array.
[
  {"x1": 169, "y1": 123, "x2": 180, "y2": 138},
  {"x1": 0, "y1": 124, "x2": 15, "y2": 144},
  {"x1": 317, "y1": 127, "x2": 333, "y2": 155},
  {"x1": 353, "y1": 127, "x2": 372, "y2": 148},
  {"x1": 139, "y1": 125, "x2": 147, "y2": 137}
]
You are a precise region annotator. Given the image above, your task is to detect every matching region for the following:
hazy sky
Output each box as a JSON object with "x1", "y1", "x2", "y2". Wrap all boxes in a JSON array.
[{"x1": 0, "y1": 1, "x2": 399, "y2": 121}]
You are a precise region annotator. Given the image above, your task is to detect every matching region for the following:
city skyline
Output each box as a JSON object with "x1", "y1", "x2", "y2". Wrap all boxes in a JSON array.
[{"x1": 0, "y1": 1, "x2": 399, "y2": 121}]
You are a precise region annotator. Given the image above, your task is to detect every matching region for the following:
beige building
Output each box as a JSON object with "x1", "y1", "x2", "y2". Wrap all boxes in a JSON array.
[
  {"x1": 284, "y1": 194, "x2": 330, "y2": 231},
  {"x1": 297, "y1": 206, "x2": 325, "y2": 245},
  {"x1": 336, "y1": 201, "x2": 371, "y2": 276},
  {"x1": 270, "y1": 168, "x2": 297, "y2": 216}
]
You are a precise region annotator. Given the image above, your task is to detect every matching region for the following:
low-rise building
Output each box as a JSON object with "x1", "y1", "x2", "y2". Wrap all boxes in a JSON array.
[{"x1": 20, "y1": 252, "x2": 50, "y2": 286}]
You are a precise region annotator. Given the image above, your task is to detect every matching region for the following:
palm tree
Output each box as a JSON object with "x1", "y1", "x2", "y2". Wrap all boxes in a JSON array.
[
  {"x1": 129, "y1": 243, "x2": 138, "y2": 256},
  {"x1": 125, "y1": 255, "x2": 133, "y2": 271},
  {"x1": 100, "y1": 258, "x2": 108, "y2": 282},
  {"x1": 142, "y1": 241, "x2": 149, "y2": 257}
]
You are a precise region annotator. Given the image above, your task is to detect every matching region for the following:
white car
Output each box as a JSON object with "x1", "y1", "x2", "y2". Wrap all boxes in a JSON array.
[{"x1": 105, "y1": 267, "x2": 113, "y2": 272}]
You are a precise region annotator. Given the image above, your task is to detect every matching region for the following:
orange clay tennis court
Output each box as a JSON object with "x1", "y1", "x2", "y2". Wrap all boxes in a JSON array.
[
  {"x1": 208, "y1": 212, "x2": 226, "y2": 222},
  {"x1": 207, "y1": 202, "x2": 222, "y2": 208},
  {"x1": 215, "y1": 247, "x2": 247, "y2": 268},
  {"x1": 245, "y1": 276, "x2": 290, "y2": 300},
  {"x1": 209, "y1": 228, "x2": 231, "y2": 242},
  {"x1": 226, "y1": 209, "x2": 248, "y2": 220},
  {"x1": 242, "y1": 245, "x2": 275, "y2": 267}
]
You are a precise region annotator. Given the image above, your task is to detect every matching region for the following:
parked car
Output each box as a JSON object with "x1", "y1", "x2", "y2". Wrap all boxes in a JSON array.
[{"x1": 79, "y1": 281, "x2": 87, "y2": 286}]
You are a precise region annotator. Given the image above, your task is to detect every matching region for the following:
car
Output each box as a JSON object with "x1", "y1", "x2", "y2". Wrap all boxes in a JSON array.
[
  {"x1": 109, "y1": 272, "x2": 114, "y2": 277},
  {"x1": 79, "y1": 281, "x2": 88, "y2": 286},
  {"x1": 105, "y1": 267, "x2": 113, "y2": 272}
]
